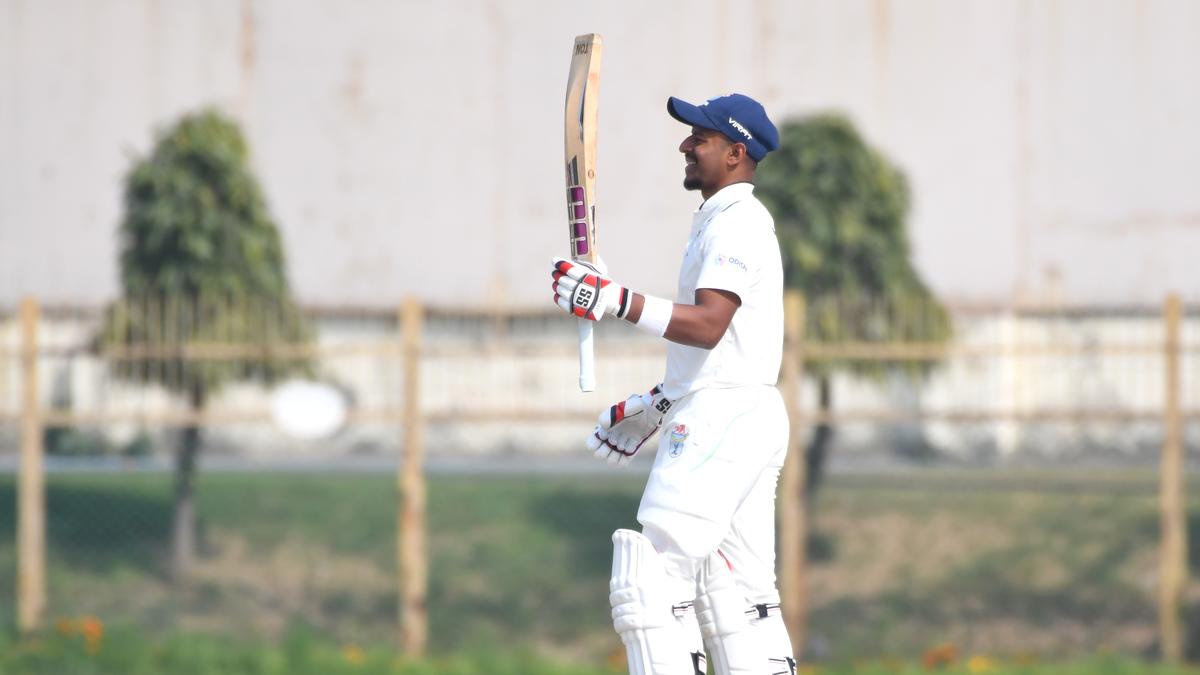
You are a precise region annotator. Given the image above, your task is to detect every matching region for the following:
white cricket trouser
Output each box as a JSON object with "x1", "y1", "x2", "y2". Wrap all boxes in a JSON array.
[{"x1": 636, "y1": 384, "x2": 789, "y2": 604}]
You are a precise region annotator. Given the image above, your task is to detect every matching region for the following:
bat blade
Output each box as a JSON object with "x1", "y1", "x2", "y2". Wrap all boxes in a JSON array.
[
  {"x1": 565, "y1": 33, "x2": 601, "y2": 263},
  {"x1": 564, "y1": 33, "x2": 602, "y2": 392}
]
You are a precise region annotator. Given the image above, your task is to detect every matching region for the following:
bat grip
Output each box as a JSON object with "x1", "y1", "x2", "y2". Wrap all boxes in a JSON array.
[{"x1": 577, "y1": 318, "x2": 595, "y2": 392}]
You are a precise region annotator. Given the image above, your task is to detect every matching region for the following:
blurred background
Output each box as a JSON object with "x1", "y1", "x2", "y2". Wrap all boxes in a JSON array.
[{"x1": 2, "y1": 1, "x2": 1200, "y2": 674}]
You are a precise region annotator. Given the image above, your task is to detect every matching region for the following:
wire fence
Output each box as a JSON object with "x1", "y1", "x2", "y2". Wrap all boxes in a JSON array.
[{"x1": 1, "y1": 294, "x2": 1198, "y2": 664}]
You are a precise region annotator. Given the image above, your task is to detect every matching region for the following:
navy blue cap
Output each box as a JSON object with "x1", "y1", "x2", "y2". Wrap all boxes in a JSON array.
[{"x1": 667, "y1": 93, "x2": 779, "y2": 161}]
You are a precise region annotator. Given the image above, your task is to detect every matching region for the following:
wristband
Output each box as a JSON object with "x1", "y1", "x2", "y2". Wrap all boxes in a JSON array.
[{"x1": 635, "y1": 295, "x2": 673, "y2": 337}]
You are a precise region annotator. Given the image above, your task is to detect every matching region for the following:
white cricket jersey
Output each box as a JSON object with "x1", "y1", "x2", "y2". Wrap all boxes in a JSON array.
[{"x1": 662, "y1": 182, "x2": 784, "y2": 401}]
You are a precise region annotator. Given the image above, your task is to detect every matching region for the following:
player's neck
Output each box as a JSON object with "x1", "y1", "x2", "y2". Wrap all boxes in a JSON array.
[{"x1": 700, "y1": 177, "x2": 754, "y2": 201}]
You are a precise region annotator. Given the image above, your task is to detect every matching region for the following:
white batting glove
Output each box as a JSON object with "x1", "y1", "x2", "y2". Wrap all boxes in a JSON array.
[
  {"x1": 586, "y1": 384, "x2": 673, "y2": 467},
  {"x1": 551, "y1": 257, "x2": 632, "y2": 322}
]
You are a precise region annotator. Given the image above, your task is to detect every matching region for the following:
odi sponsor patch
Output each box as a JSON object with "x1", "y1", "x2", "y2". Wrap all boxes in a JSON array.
[{"x1": 713, "y1": 253, "x2": 748, "y2": 272}]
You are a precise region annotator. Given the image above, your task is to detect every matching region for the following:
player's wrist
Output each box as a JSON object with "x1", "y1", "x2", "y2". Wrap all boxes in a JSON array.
[{"x1": 633, "y1": 295, "x2": 673, "y2": 337}]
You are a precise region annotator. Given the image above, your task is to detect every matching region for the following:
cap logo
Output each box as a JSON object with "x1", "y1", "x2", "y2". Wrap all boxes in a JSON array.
[{"x1": 728, "y1": 117, "x2": 753, "y2": 140}]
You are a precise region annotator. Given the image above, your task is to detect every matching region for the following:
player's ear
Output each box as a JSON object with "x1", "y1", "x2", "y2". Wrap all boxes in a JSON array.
[{"x1": 727, "y1": 142, "x2": 748, "y2": 166}]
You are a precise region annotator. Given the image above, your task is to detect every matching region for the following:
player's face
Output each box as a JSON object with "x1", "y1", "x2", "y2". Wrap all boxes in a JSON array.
[{"x1": 679, "y1": 126, "x2": 733, "y2": 194}]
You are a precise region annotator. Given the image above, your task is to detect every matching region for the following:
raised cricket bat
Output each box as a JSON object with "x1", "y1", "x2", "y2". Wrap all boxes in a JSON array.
[{"x1": 564, "y1": 33, "x2": 602, "y2": 392}]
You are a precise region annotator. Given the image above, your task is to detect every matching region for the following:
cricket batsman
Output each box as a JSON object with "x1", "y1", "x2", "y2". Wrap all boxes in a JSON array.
[{"x1": 550, "y1": 93, "x2": 794, "y2": 675}]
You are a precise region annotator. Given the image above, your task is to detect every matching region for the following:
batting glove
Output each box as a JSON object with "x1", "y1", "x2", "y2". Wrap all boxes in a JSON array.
[
  {"x1": 586, "y1": 384, "x2": 673, "y2": 467},
  {"x1": 551, "y1": 257, "x2": 632, "y2": 321}
]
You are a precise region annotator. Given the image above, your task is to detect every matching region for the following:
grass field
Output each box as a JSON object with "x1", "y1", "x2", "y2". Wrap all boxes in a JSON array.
[
  {"x1": 2, "y1": 467, "x2": 1199, "y2": 673},
  {"x1": 5, "y1": 625, "x2": 1200, "y2": 675}
]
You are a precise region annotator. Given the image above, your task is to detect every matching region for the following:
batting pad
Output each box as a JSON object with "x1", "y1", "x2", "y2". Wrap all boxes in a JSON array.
[
  {"x1": 750, "y1": 607, "x2": 797, "y2": 675},
  {"x1": 610, "y1": 529, "x2": 700, "y2": 675},
  {"x1": 695, "y1": 551, "x2": 761, "y2": 675}
]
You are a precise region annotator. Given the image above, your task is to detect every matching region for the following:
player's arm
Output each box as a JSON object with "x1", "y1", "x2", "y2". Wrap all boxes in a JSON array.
[{"x1": 622, "y1": 289, "x2": 739, "y2": 350}]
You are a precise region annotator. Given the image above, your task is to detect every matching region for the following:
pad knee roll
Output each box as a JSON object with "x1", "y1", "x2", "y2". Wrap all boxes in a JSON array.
[
  {"x1": 695, "y1": 554, "x2": 797, "y2": 675},
  {"x1": 610, "y1": 529, "x2": 699, "y2": 675},
  {"x1": 694, "y1": 551, "x2": 760, "y2": 675},
  {"x1": 700, "y1": 552, "x2": 792, "y2": 672}
]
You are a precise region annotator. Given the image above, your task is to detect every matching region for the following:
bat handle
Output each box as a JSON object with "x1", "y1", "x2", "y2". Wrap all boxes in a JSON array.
[{"x1": 577, "y1": 318, "x2": 596, "y2": 392}]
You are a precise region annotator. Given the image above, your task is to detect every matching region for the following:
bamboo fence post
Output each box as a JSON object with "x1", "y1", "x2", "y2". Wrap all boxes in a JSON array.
[
  {"x1": 1159, "y1": 293, "x2": 1186, "y2": 663},
  {"x1": 17, "y1": 297, "x2": 46, "y2": 633},
  {"x1": 398, "y1": 297, "x2": 428, "y2": 655},
  {"x1": 779, "y1": 291, "x2": 808, "y2": 661}
]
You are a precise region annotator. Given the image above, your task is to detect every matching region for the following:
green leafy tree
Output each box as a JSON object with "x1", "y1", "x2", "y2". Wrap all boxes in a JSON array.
[
  {"x1": 103, "y1": 109, "x2": 311, "y2": 581},
  {"x1": 756, "y1": 113, "x2": 951, "y2": 496}
]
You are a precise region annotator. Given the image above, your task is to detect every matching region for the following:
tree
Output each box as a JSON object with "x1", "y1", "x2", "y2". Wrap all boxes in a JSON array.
[
  {"x1": 755, "y1": 113, "x2": 951, "y2": 497},
  {"x1": 103, "y1": 109, "x2": 311, "y2": 582}
]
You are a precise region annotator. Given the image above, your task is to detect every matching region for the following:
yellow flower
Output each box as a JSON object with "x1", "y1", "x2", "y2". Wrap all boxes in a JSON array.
[
  {"x1": 342, "y1": 644, "x2": 365, "y2": 665},
  {"x1": 967, "y1": 655, "x2": 994, "y2": 673}
]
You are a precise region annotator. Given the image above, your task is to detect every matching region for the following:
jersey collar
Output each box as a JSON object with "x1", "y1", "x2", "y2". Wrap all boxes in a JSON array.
[{"x1": 695, "y1": 182, "x2": 755, "y2": 217}]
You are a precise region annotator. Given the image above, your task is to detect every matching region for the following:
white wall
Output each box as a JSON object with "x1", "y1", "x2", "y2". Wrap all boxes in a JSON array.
[{"x1": 3, "y1": 0, "x2": 1198, "y2": 309}]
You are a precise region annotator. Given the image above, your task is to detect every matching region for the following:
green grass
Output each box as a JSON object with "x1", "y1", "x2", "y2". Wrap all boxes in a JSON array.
[
  {"x1": 0, "y1": 471, "x2": 646, "y2": 658},
  {"x1": 803, "y1": 472, "x2": 1175, "y2": 661},
  {"x1": 3, "y1": 627, "x2": 1200, "y2": 675},
  {"x1": 838, "y1": 660, "x2": 1200, "y2": 675},
  {"x1": 0, "y1": 624, "x2": 624, "y2": 675},
  {"x1": 1, "y1": 468, "x2": 1199, "y2": 667}
]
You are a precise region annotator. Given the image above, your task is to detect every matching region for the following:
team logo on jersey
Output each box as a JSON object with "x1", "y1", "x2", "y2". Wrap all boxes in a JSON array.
[{"x1": 669, "y1": 424, "x2": 689, "y2": 457}]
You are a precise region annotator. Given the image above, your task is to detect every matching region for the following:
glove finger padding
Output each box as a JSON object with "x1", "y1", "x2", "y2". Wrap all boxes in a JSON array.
[
  {"x1": 586, "y1": 425, "x2": 606, "y2": 453},
  {"x1": 610, "y1": 448, "x2": 636, "y2": 468},
  {"x1": 589, "y1": 422, "x2": 633, "y2": 467},
  {"x1": 587, "y1": 421, "x2": 630, "y2": 466},
  {"x1": 554, "y1": 295, "x2": 577, "y2": 316},
  {"x1": 552, "y1": 271, "x2": 578, "y2": 294},
  {"x1": 553, "y1": 275, "x2": 584, "y2": 313}
]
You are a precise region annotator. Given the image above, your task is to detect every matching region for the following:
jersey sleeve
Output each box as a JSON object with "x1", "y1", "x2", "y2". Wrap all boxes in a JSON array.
[{"x1": 693, "y1": 213, "x2": 761, "y2": 300}]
